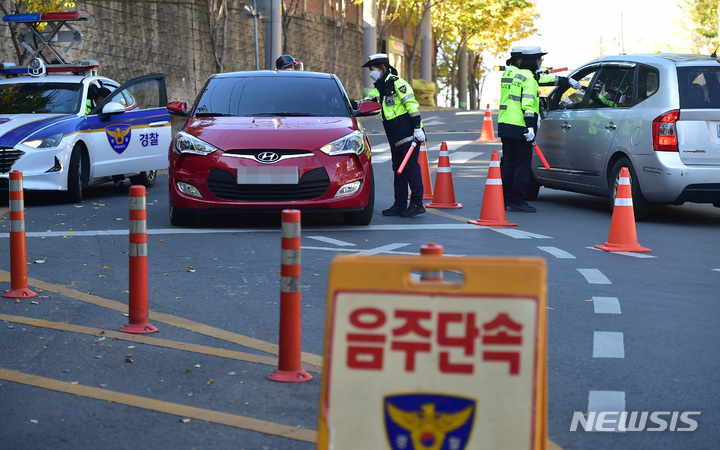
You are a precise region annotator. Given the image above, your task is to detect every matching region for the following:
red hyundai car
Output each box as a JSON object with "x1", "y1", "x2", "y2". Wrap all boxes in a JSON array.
[{"x1": 166, "y1": 70, "x2": 379, "y2": 226}]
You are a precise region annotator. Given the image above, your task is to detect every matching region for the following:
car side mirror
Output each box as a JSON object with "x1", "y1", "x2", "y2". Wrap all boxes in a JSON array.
[
  {"x1": 102, "y1": 102, "x2": 126, "y2": 115},
  {"x1": 167, "y1": 100, "x2": 189, "y2": 116},
  {"x1": 355, "y1": 100, "x2": 381, "y2": 117}
]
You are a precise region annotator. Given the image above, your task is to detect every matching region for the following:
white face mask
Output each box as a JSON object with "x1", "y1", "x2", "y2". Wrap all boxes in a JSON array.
[{"x1": 369, "y1": 69, "x2": 382, "y2": 81}]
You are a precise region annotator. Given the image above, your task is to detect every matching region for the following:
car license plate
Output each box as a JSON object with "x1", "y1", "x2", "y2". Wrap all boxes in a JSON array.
[{"x1": 237, "y1": 166, "x2": 298, "y2": 184}]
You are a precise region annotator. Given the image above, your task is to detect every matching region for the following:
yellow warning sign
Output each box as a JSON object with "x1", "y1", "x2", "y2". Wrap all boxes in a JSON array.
[{"x1": 318, "y1": 255, "x2": 547, "y2": 450}]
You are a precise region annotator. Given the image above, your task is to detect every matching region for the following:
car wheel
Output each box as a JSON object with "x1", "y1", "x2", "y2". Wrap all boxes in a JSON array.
[
  {"x1": 63, "y1": 149, "x2": 83, "y2": 203},
  {"x1": 609, "y1": 158, "x2": 650, "y2": 221},
  {"x1": 130, "y1": 170, "x2": 157, "y2": 188},
  {"x1": 525, "y1": 172, "x2": 540, "y2": 201},
  {"x1": 343, "y1": 172, "x2": 375, "y2": 226},
  {"x1": 169, "y1": 204, "x2": 195, "y2": 226}
]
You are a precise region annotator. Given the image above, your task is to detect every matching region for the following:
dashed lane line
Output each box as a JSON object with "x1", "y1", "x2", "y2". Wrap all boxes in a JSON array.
[
  {"x1": 305, "y1": 235, "x2": 356, "y2": 247},
  {"x1": 577, "y1": 268, "x2": 612, "y2": 284},
  {"x1": 0, "y1": 269, "x2": 323, "y2": 368},
  {"x1": 593, "y1": 331, "x2": 625, "y2": 358},
  {"x1": 0, "y1": 368, "x2": 317, "y2": 443},
  {"x1": 587, "y1": 390, "x2": 626, "y2": 432},
  {"x1": 588, "y1": 247, "x2": 656, "y2": 258},
  {"x1": 592, "y1": 297, "x2": 621, "y2": 314},
  {"x1": 537, "y1": 246, "x2": 576, "y2": 259}
]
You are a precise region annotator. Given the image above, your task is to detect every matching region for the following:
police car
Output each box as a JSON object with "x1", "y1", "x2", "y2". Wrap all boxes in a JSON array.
[{"x1": 0, "y1": 12, "x2": 170, "y2": 201}]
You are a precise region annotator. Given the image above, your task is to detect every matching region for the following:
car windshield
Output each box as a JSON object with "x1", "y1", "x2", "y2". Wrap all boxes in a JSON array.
[
  {"x1": 0, "y1": 82, "x2": 83, "y2": 114},
  {"x1": 192, "y1": 76, "x2": 351, "y2": 118},
  {"x1": 678, "y1": 66, "x2": 720, "y2": 109}
]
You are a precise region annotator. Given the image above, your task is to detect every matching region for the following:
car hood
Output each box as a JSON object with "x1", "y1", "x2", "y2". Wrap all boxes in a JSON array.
[
  {"x1": 183, "y1": 116, "x2": 358, "y2": 151},
  {"x1": 0, "y1": 113, "x2": 79, "y2": 147}
]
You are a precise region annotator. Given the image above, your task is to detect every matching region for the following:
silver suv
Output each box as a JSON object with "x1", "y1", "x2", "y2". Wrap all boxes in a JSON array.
[{"x1": 532, "y1": 54, "x2": 720, "y2": 219}]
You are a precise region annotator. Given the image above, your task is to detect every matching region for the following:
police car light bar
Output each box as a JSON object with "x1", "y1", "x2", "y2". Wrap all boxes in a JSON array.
[
  {"x1": 0, "y1": 60, "x2": 99, "y2": 76},
  {"x1": 2, "y1": 11, "x2": 89, "y2": 23}
]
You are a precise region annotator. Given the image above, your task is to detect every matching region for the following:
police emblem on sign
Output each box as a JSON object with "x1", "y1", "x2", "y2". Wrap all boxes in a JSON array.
[
  {"x1": 105, "y1": 125, "x2": 132, "y2": 154},
  {"x1": 384, "y1": 393, "x2": 476, "y2": 450}
]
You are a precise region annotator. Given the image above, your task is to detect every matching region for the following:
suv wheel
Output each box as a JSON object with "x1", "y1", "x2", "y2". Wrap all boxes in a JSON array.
[{"x1": 609, "y1": 158, "x2": 650, "y2": 221}]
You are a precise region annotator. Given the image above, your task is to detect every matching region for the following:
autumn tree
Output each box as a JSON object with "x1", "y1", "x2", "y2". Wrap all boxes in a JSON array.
[
  {"x1": 207, "y1": 0, "x2": 228, "y2": 73},
  {"x1": 0, "y1": 0, "x2": 76, "y2": 64},
  {"x1": 679, "y1": 0, "x2": 719, "y2": 54}
]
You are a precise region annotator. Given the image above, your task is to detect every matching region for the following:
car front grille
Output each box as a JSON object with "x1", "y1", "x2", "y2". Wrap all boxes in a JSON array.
[
  {"x1": 0, "y1": 148, "x2": 24, "y2": 173},
  {"x1": 207, "y1": 166, "x2": 330, "y2": 201}
]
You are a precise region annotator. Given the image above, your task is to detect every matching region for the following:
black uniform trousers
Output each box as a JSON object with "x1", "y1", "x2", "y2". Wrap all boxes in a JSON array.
[
  {"x1": 390, "y1": 139, "x2": 423, "y2": 207},
  {"x1": 500, "y1": 136, "x2": 533, "y2": 205}
]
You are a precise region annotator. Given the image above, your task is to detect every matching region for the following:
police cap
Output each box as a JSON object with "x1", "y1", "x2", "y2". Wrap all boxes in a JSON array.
[{"x1": 362, "y1": 53, "x2": 390, "y2": 68}]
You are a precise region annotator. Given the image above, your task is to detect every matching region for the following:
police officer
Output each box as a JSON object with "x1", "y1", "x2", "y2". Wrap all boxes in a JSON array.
[
  {"x1": 276, "y1": 54, "x2": 298, "y2": 70},
  {"x1": 362, "y1": 53, "x2": 426, "y2": 218},
  {"x1": 498, "y1": 46, "x2": 581, "y2": 212}
]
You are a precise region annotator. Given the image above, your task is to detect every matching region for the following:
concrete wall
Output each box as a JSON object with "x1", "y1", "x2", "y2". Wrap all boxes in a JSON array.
[{"x1": 0, "y1": 0, "x2": 365, "y2": 102}]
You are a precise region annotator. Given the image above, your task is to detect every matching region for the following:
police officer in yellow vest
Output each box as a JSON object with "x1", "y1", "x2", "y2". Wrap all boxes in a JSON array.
[
  {"x1": 498, "y1": 46, "x2": 582, "y2": 212},
  {"x1": 362, "y1": 53, "x2": 426, "y2": 218}
]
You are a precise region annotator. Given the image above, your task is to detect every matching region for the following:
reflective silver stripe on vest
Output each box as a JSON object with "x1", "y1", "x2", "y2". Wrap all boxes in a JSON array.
[
  {"x1": 522, "y1": 93, "x2": 536, "y2": 99},
  {"x1": 499, "y1": 105, "x2": 508, "y2": 110},
  {"x1": 524, "y1": 112, "x2": 535, "y2": 118},
  {"x1": 508, "y1": 95, "x2": 522, "y2": 102},
  {"x1": 400, "y1": 93, "x2": 414, "y2": 102},
  {"x1": 129, "y1": 242, "x2": 148, "y2": 257},
  {"x1": 501, "y1": 77, "x2": 514, "y2": 84},
  {"x1": 515, "y1": 73, "x2": 527, "y2": 82},
  {"x1": 395, "y1": 136, "x2": 414, "y2": 147},
  {"x1": 409, "y1": 111, "x2": 420, "y2": 117}
]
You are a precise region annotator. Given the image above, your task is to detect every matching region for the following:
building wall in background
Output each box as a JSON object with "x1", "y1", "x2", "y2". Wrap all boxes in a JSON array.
[{"x1": 0, "y1": 0, "x2": 365, "y2": 101}]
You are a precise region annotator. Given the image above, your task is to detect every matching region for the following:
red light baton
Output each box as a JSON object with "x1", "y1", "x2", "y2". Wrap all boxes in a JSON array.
[
  {"x1": 397, "y1": 139, "x2": 419, "y2": 174},
  {"x1": 533, "y1": 141, "x2": 550, "y2": 170}
]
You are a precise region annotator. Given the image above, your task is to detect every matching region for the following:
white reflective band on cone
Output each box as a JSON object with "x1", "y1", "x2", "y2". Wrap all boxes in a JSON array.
[
  {"x1": 437, "y1": 167, "x2": 452, "y2": 173},
  {"x1": 614, "y1": 198, "x2": 633, "y2": 207},
  {"x1": 619, "y1": 178, "x2": 630, "y2": 185},
  {"x1": 486, "y1": 179, "x2": 503, "y2": 185},
  {"x1": 490, "y1": 161, "x2": 500, "y2": 167},
  {"x1": 10, "y1": 220, "x2": 24, "y2": 232},
  {"x1": 130, "y1": 220, "x2": 147, "y2": 234}
]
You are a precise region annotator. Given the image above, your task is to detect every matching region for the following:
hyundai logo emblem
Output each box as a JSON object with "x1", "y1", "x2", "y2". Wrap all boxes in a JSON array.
[{"x1": 257, "y1": 151, "x2": 280, "y2": 163}]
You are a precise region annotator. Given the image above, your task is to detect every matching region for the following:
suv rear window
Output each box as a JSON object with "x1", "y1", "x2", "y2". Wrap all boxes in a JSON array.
[{"x1": 678, "y1": 66, "x2": 720, "y2": 109}]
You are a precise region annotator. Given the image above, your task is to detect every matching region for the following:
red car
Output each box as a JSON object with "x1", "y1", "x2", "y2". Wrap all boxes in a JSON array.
[{"x1": 166, "y1": 70, "x2": 379, "y2": 226}]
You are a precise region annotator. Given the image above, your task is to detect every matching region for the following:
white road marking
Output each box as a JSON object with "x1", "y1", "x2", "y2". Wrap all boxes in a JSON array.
[
  {"x1": 577, "y1": 268, "x2": 612, "y2": 284},
  {"x1": 588, "y1": 246, "x2": 656, "y2": 258},
  {"x1": 450, "y1": 151, "x2": 485, "y2": 164},
  {"x1": 455, "y1": 111, "x2": 485, "y2": 115},
  {"x1": 537, "y1": 246, "x2": 575, "y2": 259},
  {"x1": 423, "y1": 119, "x2": 446, "y2": 126},
  {"x1": 592, "y1": 297, "x2": 621, "y2": 314},
  {"x1": 593, "y1": 331, "x2": 625, "y2": 358},
  {"x1": 712, "y1": 268, "x2": 720, "y2": 272},
  {"x1": 354, "y1": 243, "x2": 411, "y2": 255},
  {"x1": 587, "y1": 390, "x2": 626, "y2": 432},
  {"x1": 0, "y1": 223, "x2": 482, "y2": 239},
  {"x1": 491, "y1": 229, "x2": 553, "y2": 239},
  {"x1": 305, "y1": 236, "x2": 356, "y2": 247}
]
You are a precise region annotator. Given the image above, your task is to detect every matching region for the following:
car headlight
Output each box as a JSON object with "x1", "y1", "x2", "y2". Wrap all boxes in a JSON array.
[
  {"x1": 23, "y1": 132, "x2": 63, "y2": 148},
  {"x1": 319, "y1": 131, "x2": 365, "y2": 156},
  {"x1": 174, "y1": 130, "x2": 219, "y2": 156}
]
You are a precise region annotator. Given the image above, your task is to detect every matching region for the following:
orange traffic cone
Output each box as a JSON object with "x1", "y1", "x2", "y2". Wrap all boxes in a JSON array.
[
  {"x1": 476, "y1": 104, "x2": 497, "y2": 142},
  {"x1": 468, "y1": 150, "x2": 518, "y2": 227},
  {"x1": 418, "y1": 141, "x2": 434, "y2": 200},
  {"x1": 427, "y1": 142, "x2": 462, "y2": 209},
  {"x1": 594, "y1": 167, "x2": 651, "y2": 252}
]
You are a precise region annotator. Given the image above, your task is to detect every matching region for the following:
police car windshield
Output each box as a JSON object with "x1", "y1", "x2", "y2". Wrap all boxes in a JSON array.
[
  {"x1": 0, "y1": 82, "x2": 83, "y2": 114},
  {"x1": 192, "y1": 76, "x2": 351, "y2": 118}
]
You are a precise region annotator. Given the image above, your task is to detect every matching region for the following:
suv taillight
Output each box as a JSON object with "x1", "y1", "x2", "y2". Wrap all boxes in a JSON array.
[{"x1": 652, "y1": 110, "x2": 679, "y2": 151}]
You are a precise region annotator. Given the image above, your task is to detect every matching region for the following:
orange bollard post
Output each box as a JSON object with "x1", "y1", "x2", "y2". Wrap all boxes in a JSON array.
[
  {"x1": 594, "y1": 167, "x2": 651, "y2": 253},
  {"x1": 120, "y1": 185, "x2": 158, "y2": 333},
  {"x1": 427, "y1": 142, "x2": 462, "y2": 209},
  {"x1": 476, "y1": 104, "x2": 498, "y2": 142},
  {"x1": 269, "y1": 209, "x2": 312, "y2": 382},
  {"x1": 468, "y1": 150, "x2": 518, "y2": 227},
  {"x1": 420, "y1": 242, "x2": 443, "y2": 282},
  {"x1": 3, "y1": 171, "x2": 37, "y2": 299}
]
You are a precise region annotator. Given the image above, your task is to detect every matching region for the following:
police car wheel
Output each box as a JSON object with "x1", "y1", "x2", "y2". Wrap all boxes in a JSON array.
[
  {"x1": 63, "y1": 149, "x2": 83, "y2": 203},
  {"x1": 130, "y1": 170, "x2": 157, "y2": 188}
]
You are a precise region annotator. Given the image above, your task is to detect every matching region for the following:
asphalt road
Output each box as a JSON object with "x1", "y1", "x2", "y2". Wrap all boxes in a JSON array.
[{"x1": 1, "y1": 107, "x2": 719, "y2": 449}]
